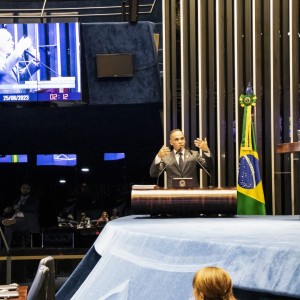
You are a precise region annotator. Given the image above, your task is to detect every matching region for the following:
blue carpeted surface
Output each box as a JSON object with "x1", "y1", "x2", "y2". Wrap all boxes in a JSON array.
[{"x1": 58, "y1": 215, "x2": 300, "y2": 299}]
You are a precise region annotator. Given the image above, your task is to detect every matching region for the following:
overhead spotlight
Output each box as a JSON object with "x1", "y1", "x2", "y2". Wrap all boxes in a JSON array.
[
  {"x1": 81, "y1": 168, "x2": 90, "y2": 172},
  {"x1": 59, "y1": 179, "x2": 66, "y2": 183}
]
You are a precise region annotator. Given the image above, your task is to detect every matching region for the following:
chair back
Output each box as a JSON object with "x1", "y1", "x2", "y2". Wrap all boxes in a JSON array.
[
  {"x1": 39, "y1": 256, "x2": 55, "y2": 300},
  {"x1": 27, "y1": 265, "x2": 49, "y2": 300}
]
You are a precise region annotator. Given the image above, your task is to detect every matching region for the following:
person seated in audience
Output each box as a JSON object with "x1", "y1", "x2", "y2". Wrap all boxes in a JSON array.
[
  {"x1": 1, "y1": 183, "x2": 40, "y2": 247},
  {"x1": 96, "y1": 211, "x2": 109, "y2": 226},
  {"x1": 192, "y1": 266, "x2": 237, "y2": 300},
  {"x1": 78, "y1": 212, "x2": 91, "y2": 228},
  {"x1": 110, "y1": 208, "x2": 119, "y2": 221},
  {"x1": 56, "y1": 211, "x2": 78, "y2": 228}
]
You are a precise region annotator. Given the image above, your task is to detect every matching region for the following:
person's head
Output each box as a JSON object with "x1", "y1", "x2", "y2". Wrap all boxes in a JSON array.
[
  {"x1": 20, "y1": 183, "x2": 31, "y2": 196},
  {"x1": 101, "y1": 211, "x2": 108, "y2": 219},
  {"x1": 192, "y1": 267, "x2": 236, "y2": 300},
  {"x1": 112, "y1": 208, "x2": 118, "y2": 216},
  {"x1": 81, "y1": 182, "x2": 88, "y2": 192},
  {"x1": 0, "y1": 28, "x2": 14, "y2": 55},
  {"x1": 170, "y1": 129, "x2": 186, "y2": 152}
]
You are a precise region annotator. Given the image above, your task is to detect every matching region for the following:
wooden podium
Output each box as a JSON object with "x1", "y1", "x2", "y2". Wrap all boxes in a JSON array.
[
  {"x1": 276, "y1": 141, "x2": 300, "y2": 214},
  {"x1": 131, "y1": 186, "x2": 237, "y2": 216}
]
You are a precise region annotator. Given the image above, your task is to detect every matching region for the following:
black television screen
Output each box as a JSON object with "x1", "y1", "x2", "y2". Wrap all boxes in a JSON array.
[
  {"x1": 96, "y1": 53, "x2": 133, "y2": 78},
  {"x1": 0, "y1": 22, "x2": 81, "y2": 102}
]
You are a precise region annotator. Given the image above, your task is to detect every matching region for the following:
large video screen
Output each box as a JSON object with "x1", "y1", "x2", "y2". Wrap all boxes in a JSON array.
[
  {"x1": 104, "y1": 153, "x2": 125, "y2": 161},
  {"x1": 37, "y1": 154, "x2": 77, "y2": 166},
  {"x1": 0, "y1": 23, "x2": 81, "y2": 102},
  {"x1": 0, "y1": 154, "x2": 28, "y2": 163}
]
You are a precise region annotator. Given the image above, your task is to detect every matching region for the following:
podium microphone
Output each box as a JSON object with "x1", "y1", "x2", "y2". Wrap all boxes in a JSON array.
[
  {"x1": 186, "y1": 147, "x2": 211, "y2": 177},
  {"x1": 24, "y1": 50, "x2": 38, "y2": 59},
  {"x1": 24, "y1": 50, "x2": 62, "y2": 77},
  {"x1": 156, "y1": 155, "x2": 175, "y2": 186}
]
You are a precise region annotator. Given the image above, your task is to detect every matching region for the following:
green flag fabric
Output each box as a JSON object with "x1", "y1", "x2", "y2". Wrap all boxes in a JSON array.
[{"x1": 237, "y1": 85, "x2": 266, "y2": 215}]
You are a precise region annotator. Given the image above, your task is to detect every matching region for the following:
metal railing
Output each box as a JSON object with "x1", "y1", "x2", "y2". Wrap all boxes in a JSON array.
[{"x1": 0, "y1": 0, "x2": 157, "y2": 19}]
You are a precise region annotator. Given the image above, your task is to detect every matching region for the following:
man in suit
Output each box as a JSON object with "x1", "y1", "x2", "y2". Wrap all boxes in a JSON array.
[
  {"x1": 150, "y1": 129, "x2": 213, "y2": 188},
  {"x1": 2, "y1": 183, "x2": 40, "y2": 247},
  {"x1": 0, "y1": 28, "x2": 40, "y2": 94}
]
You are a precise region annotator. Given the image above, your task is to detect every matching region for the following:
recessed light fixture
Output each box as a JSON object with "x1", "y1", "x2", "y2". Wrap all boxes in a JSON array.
[
  {"x1": 59, "y1": 179, "x2": 66, "y2": 183},
  {"x1": 81, "y1": 168, "x2": 90, "y2": 172}
]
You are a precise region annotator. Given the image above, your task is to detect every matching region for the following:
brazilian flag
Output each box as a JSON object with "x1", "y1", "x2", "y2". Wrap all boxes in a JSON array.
[
  {"x1": 12, "y1": 155, "x2": 18, "y2": 163},
  {"x1": 237, "y1": 85, "x2": 266, "y2": 215}
]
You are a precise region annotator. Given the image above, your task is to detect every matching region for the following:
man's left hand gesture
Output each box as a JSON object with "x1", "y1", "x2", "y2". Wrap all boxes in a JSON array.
[{"x1": 194, "y1": 137, "x2": 209, "y2": 152}]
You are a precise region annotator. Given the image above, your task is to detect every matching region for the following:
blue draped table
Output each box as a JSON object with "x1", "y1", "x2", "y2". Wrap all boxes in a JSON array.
[{"x1": 57, "y1": 215, "x2": 300, "y2": 299}]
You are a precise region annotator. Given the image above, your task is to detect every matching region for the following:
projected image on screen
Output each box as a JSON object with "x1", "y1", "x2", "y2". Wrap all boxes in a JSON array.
[
  {"x1": 0, "y1": 154, "x2": 28, "y2": 163},
  {"x1": 37, "y1": 154, "x2": 77, "y2": 166},
  {"x1": 0, "y1": 23, "x2": 81, "y2": 102},
  {"x1": 104, "y1": 153, "x2": 125, "y2": 161}
]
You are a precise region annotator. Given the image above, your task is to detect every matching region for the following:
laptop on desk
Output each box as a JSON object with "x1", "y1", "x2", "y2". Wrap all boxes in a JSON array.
[{"x1": 172, "y1": 178, "x2": 194, "y2": 189}]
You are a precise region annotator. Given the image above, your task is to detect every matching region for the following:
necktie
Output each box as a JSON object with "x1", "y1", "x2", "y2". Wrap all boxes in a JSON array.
[{"x1": 178, "y1": 152, "x2": 183, "y2": 170}]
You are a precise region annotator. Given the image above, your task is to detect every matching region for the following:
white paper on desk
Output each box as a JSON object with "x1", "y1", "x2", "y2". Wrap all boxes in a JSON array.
[
  {"x1": 0, "y1": 284, "x2": 18, "y2": 291},
  {"x1": 0, "y1": 290, "x2": 19, "y2": 298}
]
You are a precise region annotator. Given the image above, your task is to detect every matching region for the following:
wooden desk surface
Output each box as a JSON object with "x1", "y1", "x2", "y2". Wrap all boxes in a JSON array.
[
  {"x1": 17, "y1": 286, "x2": 28, "y2": 300},
  {"x1": 0, "y1": 254, "x2": 85, "y2": 261},
  {"x1": 277, "y1": 141, "x2": 300, "y2": 153},
  {"x1": 77, "y1": 226, "x2": 105, "y2": 235}
]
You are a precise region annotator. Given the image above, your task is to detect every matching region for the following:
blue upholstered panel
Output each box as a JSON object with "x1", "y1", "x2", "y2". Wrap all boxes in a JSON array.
[{"x1": 82, "y1": 22, "x2": 162, "y2": 105}]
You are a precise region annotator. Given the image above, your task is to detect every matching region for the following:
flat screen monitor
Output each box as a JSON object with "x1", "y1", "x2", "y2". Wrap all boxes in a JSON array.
[
  {"x1": 104, "y1": 153, "x2": 125, "y2": 161},
  {"x1": 0, "y1": 154, "x2": 28, "y2": 163},
  {"x1": 96, "y1": 53, "x2": 133, "y2": 78},
  {"x1": 36, "y1": 154, "x2": 77, "y2": 166},
  {"x1": 0, "y1": 22, "x2": 81, "y2": 102}
]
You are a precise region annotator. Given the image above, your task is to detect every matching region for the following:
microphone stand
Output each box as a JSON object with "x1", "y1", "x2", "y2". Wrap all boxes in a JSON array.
[
  {"x1": 0, "y1": 226, "x2": 11, "y2": 284},
  {"x1": 156, "y1": 162, "x2": 167, "y2": 186},
  {"x1": 0, "y1": 226, "x2": 9, "y2": 253},
  {"x1": 187, "y1": 148, "x2": 211, "y2": 178},
  {"x1": 24, "y1": 50, "x2": 62, "y2": 77},
  {"x1": 156, "y1": 156, "x2": 175, "y2": 186}
]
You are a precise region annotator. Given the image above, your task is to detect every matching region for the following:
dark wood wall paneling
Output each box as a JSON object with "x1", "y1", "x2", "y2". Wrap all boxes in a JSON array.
[
  {"x1": 225, "y1": 0, "x2": 234, "y2": 186},
  {"x1": 166, "y1": 1, "x2": 300, "y2": 214},
  {"x1": 277, "y1": 0, "x2": 291, "y2": 214},
  {"x1": 289, "y1": 0, "x2": 300, "y2": 214},
  {"x1": 271, "y1": 0, "x2": 282, "y2": 214}
]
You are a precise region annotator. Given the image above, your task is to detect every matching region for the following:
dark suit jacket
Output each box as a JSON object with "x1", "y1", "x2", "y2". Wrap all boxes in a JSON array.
[
  {"x1": 12, "y1": 194, "x2": 40, "y2": 233},
  {"x1": 150, "y1": 149, "x2": 213, "y2": 188},
  {"x1": 0, "y1": 52, "x2": 40, "y2": 93}
]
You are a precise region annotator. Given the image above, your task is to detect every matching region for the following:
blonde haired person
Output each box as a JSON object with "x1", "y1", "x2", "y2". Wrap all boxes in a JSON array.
[{"x1": 192, "y1": 266, "x2": 237, "y2": 300}]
